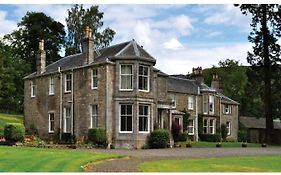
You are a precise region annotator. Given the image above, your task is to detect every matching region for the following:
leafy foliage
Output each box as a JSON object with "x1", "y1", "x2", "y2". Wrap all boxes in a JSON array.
[
  {"x1": 88, "y1": 128, "x2": 107, "y2": 147},
  {"x1": 182, "y1": 111, "x2": 190, "y2": 132},
  {"x1": 221, "y1": 124, "x2": 228, "y2": 141},
  {"x1": 4, "y1": 123, "x2": 25, "y2": 143},
  {"x1": 148, "y1": 129, "x2": 170, "y2": 149},
  {"x1": 65, "y1": 4, "x2": 115, "y2": 55}
]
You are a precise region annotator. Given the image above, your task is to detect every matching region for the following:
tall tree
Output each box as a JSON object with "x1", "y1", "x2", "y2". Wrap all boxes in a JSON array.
[
  {"x1": 236, "y1": 4, "x2": 281, "y2": 143},
  {"x1": 65, "y1": 4, "x2": 115, "y2": 55},
  {"x1": 5, "y1": 12, "x2": 65, "y2": 72}
]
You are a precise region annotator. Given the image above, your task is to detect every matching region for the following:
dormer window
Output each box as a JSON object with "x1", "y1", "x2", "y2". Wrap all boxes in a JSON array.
[
  {"x1": 120, "y1": 65, "x2": 133, "y2": 90},
  {"x1": 65, "y1": 74, "x2": 72, "y2": 93},
  {"x1": 138, "y1": 65, "x2": 149, "y2": 91}
]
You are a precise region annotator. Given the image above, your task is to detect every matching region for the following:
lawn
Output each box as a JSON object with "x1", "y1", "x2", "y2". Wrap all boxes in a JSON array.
[
  {"x1": 177, "y1": 141, "x2": 264, "y2": 148},
  {"x1": 139, "y1": 155, "x2": 281, "y2": 172},
  {"x1": 0, "y1": 113, "x2": 23, "y2": 136},
  {"x1": 0, "y1": 146, "x2": 123, "y2": 172}
]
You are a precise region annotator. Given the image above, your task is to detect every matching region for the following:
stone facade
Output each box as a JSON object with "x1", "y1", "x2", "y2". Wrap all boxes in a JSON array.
[{"x1": 24, "y1": 32, "x2": 239, "y2": 148}]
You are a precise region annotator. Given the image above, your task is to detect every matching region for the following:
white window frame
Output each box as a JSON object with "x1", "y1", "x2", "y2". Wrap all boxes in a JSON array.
[
  {"x1": 31, "y1": 81, "x2": 36, "y2": 97},
  {"x1": 187, "y1": 119, "x2": 194, "y2": 135},
  {"x1": 90, "y1": 105, "x2": 98, "y2": 128},
  {"x1": 92, "y1": 68, "x2": 98, "y2": 89},
  {"x1": 119, "y1": 104, "x2": 133, "y2": 133},
  {"x1": 209, "y1": 119, "x2": 215, "y2": 134},
  {"x1": 209, "y1": 95, "x2": 215, "y2": 115},
  {"x1": 188, "y1": 96, "x2": 194, "y2": 110},
  {"x1": 226, "y1": 121, "x2": 231, "y2": 136},
  {"x1": 48, "y1": 112, "x2": 55, "y2": 133},
  {"x1": 49, "y1": 76, "x2": 55, "y2": 95},
  {"x1": 64, "y1": 73, "x2": 72, "y2": 93},
  {"x1": 138, "y1": 104, "x2": 150, "y2": 133},
  {"x1": 224, "y1": 104, "x2": 232, "y2": 114},
  {"x1": 138, "y1": 65, "x2": 149, "y2": 92},
  {"x1": 171, "y1": 94, "x2": 176, "y2": 108},
  {"x1": 120, "y1": 64, "x2": 133, "y2": 91},
  {"x1": 203, "y1": 119, "x2": 208, "y2": 134},
  {"x1": 63, "y1": 107, "x2": 72, "y2": 133},
  {"x1": 203, "y1": 95, "x2": 208, "y2": 114}
]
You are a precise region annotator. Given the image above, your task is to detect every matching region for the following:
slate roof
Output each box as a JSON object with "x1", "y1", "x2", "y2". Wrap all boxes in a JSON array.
[
  {"x1": 218, "y1": 92, "x2": 239, "y2": 105},
  {"x1": 240, "y1": 116, "x2": 281, "y2": 129},
  {"x1": 168, "y1": 76, "x2": 199, "y2": 95},
  {"x1": 25, "y1": 40, "x2": 155, "y2": 79}
]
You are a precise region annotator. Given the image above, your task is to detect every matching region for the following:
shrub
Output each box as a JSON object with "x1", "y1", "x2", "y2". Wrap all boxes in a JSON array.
[
  {"x1": 4, "y1": 123, "x2": 25, "y2": 143},
  {"x1": 88, "y1": 128, "x2": 107, "y2": 147},
  {"x1": 178, "y1": 133, "x2": 188, "y2": 142},
  {"x1": 221, "y1": 124, "x2": 228, "y2": 141},
  {"x1": 238, "y1": 128, "x2": 248, "y2": 142},
  {"x1": 199, "y1": 134, "x2": 221, "y2": 142},
  {"x1": 172, "y1": 122, "x2": 181, "y2": 142},
  {"x1": 148, "y1": 129, "x2": 170, "y2": 149},
  {"x1": 182, "y1": 112, "x2": 190, "y2": 132},
  {"x1": 61, "y1": 133, "x2": 75, "y2": 144}
]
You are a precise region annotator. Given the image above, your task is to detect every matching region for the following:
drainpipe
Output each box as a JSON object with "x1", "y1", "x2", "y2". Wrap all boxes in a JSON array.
[
  {"x1": 71, "y1": 69, "x2": 74, "y2": 137},
  {"x1": 58, "y1": 67, "x2": 62, "y2": 140},
  {"x1": 195, "y1": 95, "x2": 198, "y2": 141}
]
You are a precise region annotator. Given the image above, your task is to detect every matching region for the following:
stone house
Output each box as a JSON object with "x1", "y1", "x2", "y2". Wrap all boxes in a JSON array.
[{"x1": 24, "y1": 28, "x2": 239, "y2": 148}]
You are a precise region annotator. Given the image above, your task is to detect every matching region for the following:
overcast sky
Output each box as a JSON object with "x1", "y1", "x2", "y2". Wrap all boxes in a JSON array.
[{"x1": 0, "y1": 4, "x2": 253, "y2": 74}]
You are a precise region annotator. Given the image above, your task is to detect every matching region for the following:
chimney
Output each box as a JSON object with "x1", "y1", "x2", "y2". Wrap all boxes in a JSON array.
[
  {"x1": 82, "y1": 26, "x2": 94, "y2": 64},
  {"x1": 211, "y1": 74, "x2": 223, "y2": 93},
  {"x1": 191, "y1": 67, "x2": 204, "y2": 83},
  {"x1": 36, "y1": 39, "x2": 46, "y2": 74}
]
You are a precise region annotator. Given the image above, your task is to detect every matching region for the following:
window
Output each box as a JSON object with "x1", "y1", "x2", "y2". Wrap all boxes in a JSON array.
[
  {"x1": 188, "y1": 96, "x2": 194, "y2": 110},
  {"x1": 91, "y1": 105, "x2": 98, "y2": 128},
  {"x1": 209, "y1": 95, "x2": 215, "y2": 114},
  {"x1": 48, "y1": 113, "x2": 55, "y2": 133},
  {"x1": 120, "y1": 104, "x2": 133, "y2": 132},
  {"x1": 64, "y1": 107, "x2": 72, "y2": 133},
  {"x1": 224, "y1": 104, "x2": 232, "y2": 114},
  {"x1": 209, "y1": 119, "x2": 215, "y2": 134},
  {"x1": 138, "y1": 65, "x2": 149, "y2": 91},
  {"x1": 31, "y1": 81, "x2": 36, "y2": 97},
  {"x1": 203, "y1": 119, "x2": 208, "y2": 134},
  {"x1": 120, "y1": 65, "x2": 133, "y2": 90},
  {"x1": 92, "y1": 68, "x2": 98, "y2": 89},
  {"x1": 139, "y1": 105, "x2": 149, "y2": 133},
  {"x1": 171, "y1": 94, "x2": 176, "y2": 108},
  {"x1": 65, "y1": 74, "x2": 72, "y2": 92},
  {"x1": 226, "y1": 121, "x2": 231, "y2": 135},
  {"x1": 187, "y1": 119, "x2": 194, "y2": 135},
  {"x1": 203, "y1": 95, "x2": 208, "y2": 114},
  {"x1": 49, "y1": 76, "x2": 55, "y2": 95}
]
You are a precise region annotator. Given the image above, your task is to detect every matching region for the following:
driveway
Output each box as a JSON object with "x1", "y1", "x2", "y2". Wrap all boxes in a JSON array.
[{"x1": 85, "y1": 147, "x2": 281, "y2": 172}]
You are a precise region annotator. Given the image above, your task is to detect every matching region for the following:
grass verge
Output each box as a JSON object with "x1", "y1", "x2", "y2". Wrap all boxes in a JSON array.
[
  {"x1": 0, "y1": 113, "x2": 23, "y2": 136},
  {"x1": 139, "y1": 155, "x2": 281, "y2": 172},
  {"x1": 0, "y1": 146, "x2": 123, "y2": 172}
]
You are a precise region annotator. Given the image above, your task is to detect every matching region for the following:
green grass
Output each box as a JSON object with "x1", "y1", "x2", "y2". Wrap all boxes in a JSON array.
[
  {"x1": 0, "y1": 113, "x2": 23, "y2": 136},
  {"x1": 0, "y1": 146, "x2": 123, "y2": 172},
  {"x1": 178, "y1": 141, "x2": 264, "y2": 148},
  {"x1": 139, "y1": 155, "x2": 281, "y2": 172}
]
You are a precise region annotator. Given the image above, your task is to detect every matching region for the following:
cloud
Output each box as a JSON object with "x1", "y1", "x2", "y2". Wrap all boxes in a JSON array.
[
  {"x1": 208, "y1": 31, "x2": 222, "y2": 37},
  {"x1": 203, "y1": 5, "x2": 251, "y2": 29},
  {"x1": 163, "y1": 38, "x2": 184, "y2": 50},
  {"x1": 0, "y1": 11, "x2": 17, "y2": 37}
]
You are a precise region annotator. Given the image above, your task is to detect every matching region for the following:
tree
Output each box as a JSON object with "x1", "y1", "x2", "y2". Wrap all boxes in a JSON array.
[
  {"x1": 236, "y1": 4, "x2": 281, "y2": 143},
  {"x1": 65, "y1": 4, "x2": 115, "y2": 55},
  {"x1": 5, "y1": 12, "x2": 65, "y2": 72},
  {"x1": 0, "y1": 40, "x2": 30, "y2": 113}
]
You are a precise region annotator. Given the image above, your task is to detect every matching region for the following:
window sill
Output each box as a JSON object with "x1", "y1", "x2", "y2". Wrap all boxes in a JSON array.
[
  {"x1": 31, "y1": 96, "x2": 36, "y2": 98},
  {"x1": 92, "y1": 87, "x2": 98, "y2": 90},
  {"x1": 49, "y1": 93, "x2": 55, "y2": 96},
  {"x1": 139, "y1": 131, "x2": 150, "y2": 134},
  {"x1": 48, "y1": 131, "x2": 54, "y2": 134},
  {"x1": 64, "y1": 91, "x2": 71, "y2": 94},
  {"x1": 119, "y1": 131, "x2": 133, "y2": 134},
  {"x1": 119, "y1": 89, "x2": 133, "y2": 92},
  {"x1": 138, "y1": 89, "x2": 149, "y2": 92},
  {"x1": 188, "y1": 133, "x2": 194, "y2": 135}
]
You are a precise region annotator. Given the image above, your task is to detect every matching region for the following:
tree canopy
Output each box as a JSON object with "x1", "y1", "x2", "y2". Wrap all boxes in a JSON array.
[{"x1": 65, "y1": 4, "x2": 115, "y2": 55}]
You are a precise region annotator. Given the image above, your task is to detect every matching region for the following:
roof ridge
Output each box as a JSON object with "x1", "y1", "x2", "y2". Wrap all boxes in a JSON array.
[
  {"x1": 115, "y1": 40, "x2": 133, "y2": 56},
  {"x1": 132, "y1": 40, "x2": 140, "y2": 57},
  {"x1": 99, "y1": 40, "x2": 131, "y2": 52},
  {"x1": 169, "y1": 75, "x2": 195, "y2": 82}
]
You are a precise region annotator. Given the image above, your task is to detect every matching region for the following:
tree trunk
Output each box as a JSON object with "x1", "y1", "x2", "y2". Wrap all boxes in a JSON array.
[{"x1": 261, "y1": 5, "x2": 274, "y2": 144}]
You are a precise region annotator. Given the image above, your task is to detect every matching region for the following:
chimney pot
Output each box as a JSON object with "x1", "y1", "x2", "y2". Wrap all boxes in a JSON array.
[{"x1": 37, "y1": 39, "x2": 46, "y2": 74}]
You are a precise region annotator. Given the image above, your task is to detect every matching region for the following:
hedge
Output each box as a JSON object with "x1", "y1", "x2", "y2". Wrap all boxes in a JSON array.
[
  {"x1": 4, "y1": 123, "x2": 25, "y2": 143},
  {"x1": 88, "y1": 128, "x2": 107, "y2": 146},
  {"x1": 199, "y1": 134, "x2": 221, "y2": 142},
  {"x1": 148, "y1": 129, "x2": 170, "y2": 148}
]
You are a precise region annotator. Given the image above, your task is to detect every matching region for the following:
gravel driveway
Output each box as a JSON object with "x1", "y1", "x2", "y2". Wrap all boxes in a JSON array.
[{"x1": 86, "y1": 147, "x2": 281, "y2": 172}]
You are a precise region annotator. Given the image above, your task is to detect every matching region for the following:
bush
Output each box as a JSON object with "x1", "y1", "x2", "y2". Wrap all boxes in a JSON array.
[
  {"x1": 172, "y1": 122, "x2": 181, "y2": 142},
  {"x1": 4, "y1": 123, "x2": 25, "y2": 143},
  {"x1": 148, "y1": 129, "x2": 170, "y2": 149},
  {"x1": 178, "y1": 133, "x2": 188, "y2": 142},
  {"x1": 88, "y1": 128, "x2": 107, "y2": 147},
  {"x1": 199, "y1": 134, "x2": 221, "y2": 142},
  {"x1": 238, "y1": 128, "x2": 248, "y2": 142},
  {"x1": 221, "y1": 124, "x2": 228, "y2": 141},
  {"x1": 61, "y1": 133, "x2": 75, "y2": 144}
]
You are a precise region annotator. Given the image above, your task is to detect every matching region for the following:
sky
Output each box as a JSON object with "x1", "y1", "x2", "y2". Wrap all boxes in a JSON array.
[{"x1": 0, "y1": 4, "x2": 254, "y2": 74}]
